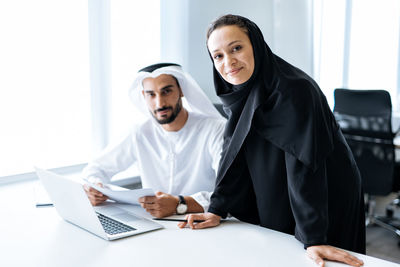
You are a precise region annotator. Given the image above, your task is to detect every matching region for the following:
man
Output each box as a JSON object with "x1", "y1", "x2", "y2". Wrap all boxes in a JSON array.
[{"x1": 83, "y1": 63, "x2": 225, "y2": 218}]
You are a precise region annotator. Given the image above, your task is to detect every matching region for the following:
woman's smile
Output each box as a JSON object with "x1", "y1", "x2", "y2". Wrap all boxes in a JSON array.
[
  {"x1": 227, "y1": 67, "x2": 243, "y2": 76},
  {"x1": 207, "y1": 25, "x2": 255, "y2": 85}
]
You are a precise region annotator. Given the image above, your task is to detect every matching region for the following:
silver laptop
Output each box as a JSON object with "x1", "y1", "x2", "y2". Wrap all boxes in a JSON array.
[{"x1": 35, "y1": 167, "x2": 163, "y2": 240}]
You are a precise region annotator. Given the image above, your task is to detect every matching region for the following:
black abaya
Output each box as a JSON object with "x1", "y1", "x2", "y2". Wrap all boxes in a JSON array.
[{"x1": 207, "y1": 16, "x2": 365, "y2": 253}]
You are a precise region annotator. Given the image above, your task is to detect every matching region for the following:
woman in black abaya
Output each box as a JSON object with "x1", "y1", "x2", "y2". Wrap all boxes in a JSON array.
[{"x1": 178, "y1": 15, "x2": 365, "y2": 267}]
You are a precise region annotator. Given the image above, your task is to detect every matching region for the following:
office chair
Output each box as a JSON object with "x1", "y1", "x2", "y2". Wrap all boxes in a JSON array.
[{"x1": 333, "y1": 88, "x2": 400, "y2": 244}]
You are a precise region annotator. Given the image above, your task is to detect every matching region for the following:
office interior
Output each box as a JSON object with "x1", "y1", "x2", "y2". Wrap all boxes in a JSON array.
[{"x1": 1, "y1": 0, "x2": 400, "y2": 265}]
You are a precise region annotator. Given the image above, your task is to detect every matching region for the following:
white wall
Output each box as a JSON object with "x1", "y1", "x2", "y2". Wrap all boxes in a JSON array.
[
  {"x1": 160, "y1": 0, "x2": 313, "y2": 103},
  {"x1": 273, "y1": 0, "x2": 313, "y2": 76}
]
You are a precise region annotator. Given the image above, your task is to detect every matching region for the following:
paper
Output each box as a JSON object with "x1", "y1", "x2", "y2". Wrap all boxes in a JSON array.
[{"x1": 90, "y1": 184, "x2": 154, "y2": 205}]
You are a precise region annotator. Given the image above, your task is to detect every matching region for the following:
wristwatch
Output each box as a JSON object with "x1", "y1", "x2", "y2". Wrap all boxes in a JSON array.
[{"x1": 176, "y1": 195, "x2": 188, "y2": 214}]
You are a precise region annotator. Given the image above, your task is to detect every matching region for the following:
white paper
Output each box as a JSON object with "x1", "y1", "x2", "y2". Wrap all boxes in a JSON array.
[{"x1": 90, "y1": 184, "x2": 154, "y2": 205}]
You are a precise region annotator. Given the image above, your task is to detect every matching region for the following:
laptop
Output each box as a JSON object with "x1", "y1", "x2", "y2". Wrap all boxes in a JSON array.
[{"x1": 35, "y1": 167, "x2": 163, "y2": 240}]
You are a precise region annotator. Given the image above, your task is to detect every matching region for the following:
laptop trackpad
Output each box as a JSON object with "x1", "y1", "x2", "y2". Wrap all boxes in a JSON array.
[{"x1": 113, "y1": 212, "x2": 141, "y2": 222}]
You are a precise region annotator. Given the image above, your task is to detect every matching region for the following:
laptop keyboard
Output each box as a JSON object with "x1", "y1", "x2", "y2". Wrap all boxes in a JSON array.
[{"x1": 97, "y1": 213, "x2": 136, "y2": 235}]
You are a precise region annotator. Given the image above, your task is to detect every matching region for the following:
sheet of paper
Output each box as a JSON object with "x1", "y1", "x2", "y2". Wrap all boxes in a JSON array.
[{"x1": 90, "y1": 184, "x2": 154, "y2": 205}]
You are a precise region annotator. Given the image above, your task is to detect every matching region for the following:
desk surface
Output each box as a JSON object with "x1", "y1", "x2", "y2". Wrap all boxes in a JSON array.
[{"x1": 0, "y1": 181, "x2": 398, "y2": 267}]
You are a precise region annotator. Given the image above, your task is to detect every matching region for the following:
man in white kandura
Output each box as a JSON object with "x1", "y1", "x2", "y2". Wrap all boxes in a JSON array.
[{"x1": 83, "y1": 63, "x2": 226, "y2": 218}]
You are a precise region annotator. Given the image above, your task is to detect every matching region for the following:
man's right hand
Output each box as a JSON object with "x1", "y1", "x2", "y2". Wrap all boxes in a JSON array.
[{"x1": 83, "y1": 183, "x2": 108, "y2": 206}]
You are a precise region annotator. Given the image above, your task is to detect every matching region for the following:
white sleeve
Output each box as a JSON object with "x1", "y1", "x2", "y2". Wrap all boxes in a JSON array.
[
  {"x1": 190, "y1": 191, "x2": 212, "y2": 212},
  {"x1": 190, "y1": 119, "x2": 225, "y2": 212},
  {"x1": 208, "y1": 119, "x2": 226, "y2": 176},
  {"x1": 82, "y1": 130, "x2": 137, "y2": 184}
]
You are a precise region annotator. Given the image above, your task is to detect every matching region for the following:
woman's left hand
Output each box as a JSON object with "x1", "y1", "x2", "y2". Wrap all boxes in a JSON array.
[{"x1": 306, "y1": 245, "x2": 364, "y2": 267}]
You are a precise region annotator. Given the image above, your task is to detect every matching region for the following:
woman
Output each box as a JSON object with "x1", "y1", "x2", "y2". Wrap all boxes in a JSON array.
[{"x1": 178, "y1": 15, "x2": 365, "y2": 267}]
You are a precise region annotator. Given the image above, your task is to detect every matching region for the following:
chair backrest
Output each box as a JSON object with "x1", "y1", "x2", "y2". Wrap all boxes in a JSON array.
[{"x1": 333, "y1": 89, "x2": 395, "y2": 195}]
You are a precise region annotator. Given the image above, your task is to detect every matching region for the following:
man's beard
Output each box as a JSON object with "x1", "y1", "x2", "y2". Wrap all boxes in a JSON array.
[{"x1": 152, "y1": 99, "x2": 182, "y2": 125}]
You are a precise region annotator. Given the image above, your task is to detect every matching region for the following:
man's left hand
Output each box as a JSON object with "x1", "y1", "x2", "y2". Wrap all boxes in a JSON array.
[
  {"x1": 306, "y1": 245, "x2": 364, "y2": 267},
  {"x1": 138, "y1": 191, "x2": 178, "y2": 218}
]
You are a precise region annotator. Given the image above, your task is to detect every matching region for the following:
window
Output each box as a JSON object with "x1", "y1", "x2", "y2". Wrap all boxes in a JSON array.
[
  {"x1": 348, "y1": 0, "x2": 400, "y2": 107},
  {"x1": 109, "y1": 0, "x2": 160, "y2": 143},
  {"x1": 314, "y1": 0, "x2": 400, "y2": 110},
  {"x1": 0, "y1": 0, "x2": 161, "y2": 179},
  {"x1": 313, "y1": 0, "x2": 347, "y2": 108},
  {"x1": 0, "y1": 1, "x2": 90, "y2": 177}
]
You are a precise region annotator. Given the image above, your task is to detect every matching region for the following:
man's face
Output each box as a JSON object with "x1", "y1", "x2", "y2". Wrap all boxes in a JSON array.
[{"x1": 142, "y1": 74, "x2": 183, "y2": 125}]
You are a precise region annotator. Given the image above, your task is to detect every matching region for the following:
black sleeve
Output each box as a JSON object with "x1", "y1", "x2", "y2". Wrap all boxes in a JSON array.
[
  {"x1": 285, "y1": 152, "x2": 329, "y2": 248},
  {"x1": 208, "y1": 150, "x2": 259, "y2": 224}
]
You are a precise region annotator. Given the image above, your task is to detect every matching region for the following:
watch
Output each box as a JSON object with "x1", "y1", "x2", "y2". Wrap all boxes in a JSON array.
[{"x1": 176, "y1": 195, "x2": 188, "y2": 214}]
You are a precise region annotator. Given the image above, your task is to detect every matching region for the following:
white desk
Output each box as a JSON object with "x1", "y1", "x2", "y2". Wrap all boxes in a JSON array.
[{"x1": 0, "y1": 181, "x2": 398, "y2": 267}]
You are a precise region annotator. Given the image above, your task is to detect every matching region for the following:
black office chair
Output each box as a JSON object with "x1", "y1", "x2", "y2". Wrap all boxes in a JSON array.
[{"x1": 333, "y1": 88, "x2": 400, "y2": 243}]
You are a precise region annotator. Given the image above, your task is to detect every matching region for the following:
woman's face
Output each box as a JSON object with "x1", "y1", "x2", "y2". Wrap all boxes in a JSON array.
[{"x1": 208, "y1": 25, "x2": 255, "y2": 85}]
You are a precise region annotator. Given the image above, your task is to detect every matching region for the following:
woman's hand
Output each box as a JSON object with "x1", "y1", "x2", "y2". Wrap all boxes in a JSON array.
[
  {"x1": 307, "y1": 245, "x2": 364, "y2": 267},
  {"x1": 177, "y1": 212, "x2": 221, "y2": 229}
]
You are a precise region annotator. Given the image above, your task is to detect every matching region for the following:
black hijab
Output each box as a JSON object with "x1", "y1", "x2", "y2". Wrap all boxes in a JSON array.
[{"x1": 211, "y1": 16, "x2": 338, "y2": 184}]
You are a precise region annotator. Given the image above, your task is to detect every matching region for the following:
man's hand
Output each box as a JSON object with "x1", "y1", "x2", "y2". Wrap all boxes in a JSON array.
[
  {"x1": 83, "y1": 183, "x2": 108, "y2": 206},
  {"x1": 138, "y1": 191, "x2": 179, "y2": 218},
  {"x1": 306, "y1": 245, "x2": 364, "y2": 267},
  {"x1": 177, "y1": 212, "x2": 221, "y2": 229}
]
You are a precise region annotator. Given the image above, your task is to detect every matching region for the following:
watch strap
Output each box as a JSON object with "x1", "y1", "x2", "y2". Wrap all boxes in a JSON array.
[{"x1": 178, "y1": 195, "x2": 186, "y2": 204}]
